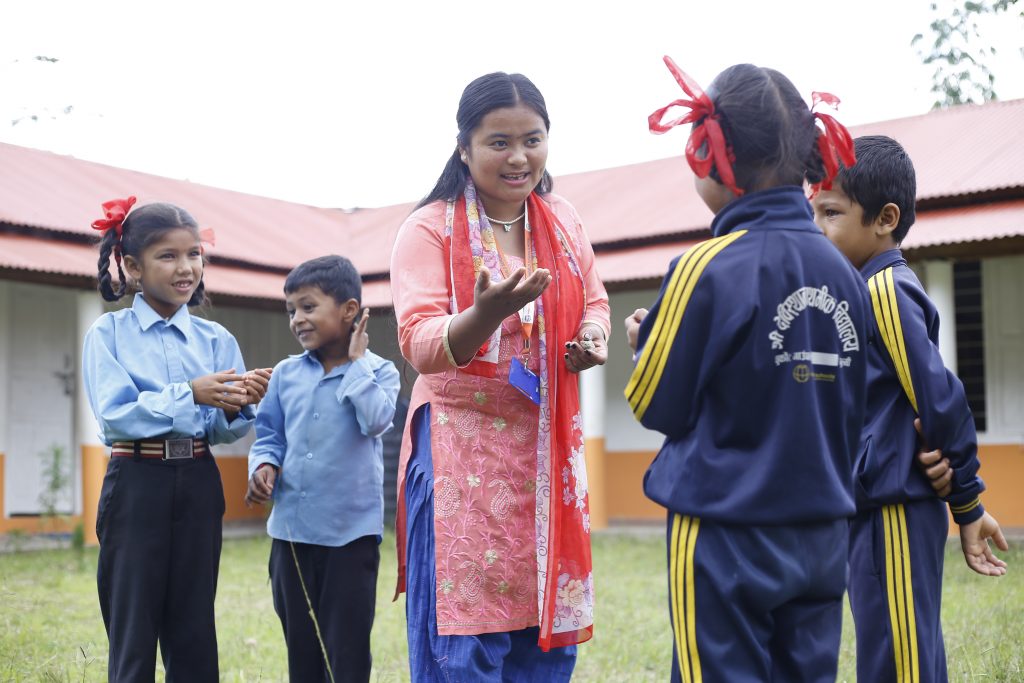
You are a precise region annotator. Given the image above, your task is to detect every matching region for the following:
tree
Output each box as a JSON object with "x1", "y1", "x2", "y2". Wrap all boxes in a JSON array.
[{"x1": 913, "y1": 0, "x2": 1023, "y2": 108}]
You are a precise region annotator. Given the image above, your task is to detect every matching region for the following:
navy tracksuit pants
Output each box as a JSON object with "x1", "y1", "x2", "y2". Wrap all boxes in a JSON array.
[
  {"x1": 848, "y1": 499, "x2": 949, "y2": 683},
  {"x1": 666, "y1": 513, "x2": 848, "y2": 682}
]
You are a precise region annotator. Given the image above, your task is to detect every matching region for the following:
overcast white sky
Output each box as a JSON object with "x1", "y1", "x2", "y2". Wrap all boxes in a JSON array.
[{"x1": 2, "y1": 0, "x2": 1022, "y2": 209}]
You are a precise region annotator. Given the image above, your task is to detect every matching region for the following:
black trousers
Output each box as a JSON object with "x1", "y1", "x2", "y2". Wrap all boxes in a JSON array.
[
  {"x1": 96, "y1": 455, "x2": 224, "y2": 682},
  {"x1": 269, "y1": 535, "x2": 380, "y2": 683}
]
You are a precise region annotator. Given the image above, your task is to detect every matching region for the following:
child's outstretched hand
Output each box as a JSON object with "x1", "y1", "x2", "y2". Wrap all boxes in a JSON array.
[
  {"x1": 624, "y1": 308, "x2": 648, "y2": 354},
  {"x1": 243, "y1": 368, "x2": 273, "y2": 406},
  {"x1": 191, "y1": 369, "x2": 249, "y2": 410},
  {"x1": 245, "y1": 464, "x2": 277, "y2": 508},
  {"x1": 959, "y1": 511, "x2": 1009, "y2": 576},
  {"x1": 349, "y1": 308, "x2": 370, "y2": 361}
]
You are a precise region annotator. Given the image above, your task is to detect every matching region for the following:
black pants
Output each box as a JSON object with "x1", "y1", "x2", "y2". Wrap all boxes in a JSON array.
[
  {"x1": 269, "y1": 536, "x2": 380, "y2": 683},
  {"x1": 96, "y1": 455, "x2": 224, "y2": 683}
]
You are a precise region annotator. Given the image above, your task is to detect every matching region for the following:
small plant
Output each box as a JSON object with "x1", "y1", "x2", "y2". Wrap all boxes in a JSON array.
[{"x1": 37, "y1": 443, "x2": 71, "y2": 534}]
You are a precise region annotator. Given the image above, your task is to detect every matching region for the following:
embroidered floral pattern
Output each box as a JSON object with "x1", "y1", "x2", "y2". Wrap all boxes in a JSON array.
[
  {"x1": 466, "y1": 474, "x2": 481, "y2": 488},
  {"x1": 493, "y1": 417, "x2": 507, "y2": 431},
  {"x1": 473, "y1": 391, "x2": 488, "y2": 405},
  {"x1": 440, "y1": 578, "x2": 454, "y2": 595},
  {"x1": 553, "y1": 571, "x2": 594, "y2": 629},
  {"x1": 458, "y1": 561, "x2": 484, "y2": 605},
  {"x1": 437, "y1": 411, "x2": 449, "y2": 426},
  {"x1": 435, "y1": 477, "x2": 461, "y2": 519},
  {"x1": 488, "y1": 479, "x2": 516, "y2": 521},
  {"x1": 453, "y1": 408, "x2": 482, "y2": 438},
  {"x1": 484, "y1": 549, "x2": 498, "y2": 565}
]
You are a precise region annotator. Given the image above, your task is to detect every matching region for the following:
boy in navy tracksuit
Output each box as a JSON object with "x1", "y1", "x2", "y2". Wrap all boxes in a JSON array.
[
  {"x1": 629, "y1": 60, "x2": 871, "y2": 681},
  {"x1": 812, "y1": 135, "x2": 1008, "y2": 682}
]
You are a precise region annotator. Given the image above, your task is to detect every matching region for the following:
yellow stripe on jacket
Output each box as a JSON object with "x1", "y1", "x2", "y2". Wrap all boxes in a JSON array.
[
  {"x1": 626, "y1": 231, "x2": 746, "y2": 421},
  {"x1": 868, "y1": 268, "x2": 918, "y2": 413}
]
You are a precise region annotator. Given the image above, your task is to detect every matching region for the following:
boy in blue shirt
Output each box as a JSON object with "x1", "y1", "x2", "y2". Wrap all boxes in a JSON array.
[
  {"x1": 812, "y1": 135, "x2": 1008, "y2": 683},
  {"x1": 246, "y1": 255, "x2": 400, "y2": 683}
]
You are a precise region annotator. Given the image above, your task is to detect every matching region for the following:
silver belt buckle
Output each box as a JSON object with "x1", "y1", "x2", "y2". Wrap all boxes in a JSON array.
[{"x1": 164, "y1": 438, "x2": 194, "y2": 460}]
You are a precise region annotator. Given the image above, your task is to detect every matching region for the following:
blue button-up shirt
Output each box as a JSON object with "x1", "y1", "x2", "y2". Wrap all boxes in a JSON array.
[
  {"x1": 82, "y1": 294, "x2": 256, "y2": 445},
  {"x1": 248, "y1": 349, "x2": 400, "y2": 547}
]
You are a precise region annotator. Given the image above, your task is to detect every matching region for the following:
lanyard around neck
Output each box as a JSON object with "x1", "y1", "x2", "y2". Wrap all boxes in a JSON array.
[{"x1": 491, "y1": 212, "x2": 535, "y2": 353}]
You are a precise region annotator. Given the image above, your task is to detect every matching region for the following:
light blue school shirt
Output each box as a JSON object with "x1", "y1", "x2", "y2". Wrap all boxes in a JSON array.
[
  {"x1": 82, "y1": 293, "x2": 256, "y2": 445},
  {"x1": 248, "y1": 349, "x2": 400, "y2": 547}
]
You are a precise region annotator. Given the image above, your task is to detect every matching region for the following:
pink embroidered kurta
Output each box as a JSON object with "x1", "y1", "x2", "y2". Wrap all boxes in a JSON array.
[{"x1": 391, "y1": 194, "x2": 610, "y2": 636}]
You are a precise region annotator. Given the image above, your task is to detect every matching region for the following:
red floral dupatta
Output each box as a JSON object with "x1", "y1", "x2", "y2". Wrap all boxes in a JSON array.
[{"x1": 445, "y1": 186, "x2": 595, "y2": 649}]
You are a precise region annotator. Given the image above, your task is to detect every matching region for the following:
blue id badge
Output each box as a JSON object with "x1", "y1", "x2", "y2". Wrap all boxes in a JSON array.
[{"x1": 509, "y1": 356, "x2": 541, "y2": 405}]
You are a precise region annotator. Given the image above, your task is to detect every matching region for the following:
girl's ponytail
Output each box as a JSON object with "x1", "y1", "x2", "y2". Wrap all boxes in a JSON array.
[
  {"x1": 804, "y1": 136, "x2": 827, "y2": 189},
  {"x1": 96, "y1": 228, "x2": 128, "y2": 302},
  {"x1": 92, "y1": 196, "x2": 137, "y2": 302}
]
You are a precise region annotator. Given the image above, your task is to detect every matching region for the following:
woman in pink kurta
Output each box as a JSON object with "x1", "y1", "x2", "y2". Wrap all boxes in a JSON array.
[{"x1": 390, "y1": 72, "x2": 610, "y2": 682}]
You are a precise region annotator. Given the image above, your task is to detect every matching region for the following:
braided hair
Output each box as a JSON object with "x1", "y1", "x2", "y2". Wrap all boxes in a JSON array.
[
  {"x1": 96, "y1": 202, "x2": 208, "y2": 307},
  {"x1": 705, "y1": 64, "x2": 828, "y2": 193}
]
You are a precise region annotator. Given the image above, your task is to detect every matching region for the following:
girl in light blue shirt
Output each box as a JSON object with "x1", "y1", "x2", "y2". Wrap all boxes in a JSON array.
[{"x1": 82, "y1": 197, "x2": 270, "y2": 682}]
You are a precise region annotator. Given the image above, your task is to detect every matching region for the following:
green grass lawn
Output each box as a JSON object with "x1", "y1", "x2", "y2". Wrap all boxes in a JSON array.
[{"x1": 0, "y1": 531, "x2": 1020, "y2": 681}]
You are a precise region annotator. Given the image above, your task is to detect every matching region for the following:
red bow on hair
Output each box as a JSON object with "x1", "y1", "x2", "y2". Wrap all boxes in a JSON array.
[
  {"x1": 810, "y1": 92, "x2": 856, "y2": 194},
  {"x1": 91, "y1": 196, "x2": 136, "y2": 266},
  {"x1": 648, "y1": 56, "x2": 743, "y2": 197},
  {"x1": 91, "y1": 196, "x2": 137, "y2": 238},
  {"x1": 198, "y1": 227, "x2": 216, "y2": 255}
]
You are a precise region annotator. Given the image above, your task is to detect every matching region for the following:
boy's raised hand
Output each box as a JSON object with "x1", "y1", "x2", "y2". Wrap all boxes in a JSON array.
[
  {"x1": 191, "y1": 369, "x2": 249, "y2": 409},
  {"x1": 245, "y1": 464, "x2": 277, "y2": 508},
  {"x1": 243, "y1": 368, "x2": 273, "y2": 406},
  {"x1": 959, "y1": 511, "x2": 1009, "y2": 576},
  {"x1": 349, "y1": 308, "x2": 370, "y2": 361}
]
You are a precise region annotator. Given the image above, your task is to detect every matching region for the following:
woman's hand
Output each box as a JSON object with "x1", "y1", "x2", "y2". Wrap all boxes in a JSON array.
[
  {"x1": 565, "y1": 324, "x2": 607, "y2": 373},
  {"x1": 191, "y1": 369, "x2": 249, "y2": 409},
  {"x1": 474, "y1": 265, "x2": 551, "y2": 323}
]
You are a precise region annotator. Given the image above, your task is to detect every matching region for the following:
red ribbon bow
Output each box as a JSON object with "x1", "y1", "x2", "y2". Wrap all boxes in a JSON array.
[
  {"x1": 91, "y1": 196, "x2": 136, "y2": 266},
  {"x1": 810, "y1": 92, "x2": 856, "y2": 194},
  {"x1": 648, "y1": 56, "x2": 743, "y2": 197},
  {"x1": 198, "y1": 227, "x2": 216, "y2": 254},
  {"x1": 91, "y1": 196, "x2": 137, "y2": 238}
]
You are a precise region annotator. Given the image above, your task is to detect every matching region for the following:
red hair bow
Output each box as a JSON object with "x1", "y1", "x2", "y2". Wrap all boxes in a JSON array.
[
  {"x1": 198, "y1": 227, "x2": 216, "y2": 255},
  {"x1": 91, "y1": 196, "x2": 136, "y2": 266},
  {"x1": 810, "y1": 92, "x2": 856, "y2": 194},
  {"x1": 91, "y1": 196, "x2": 137, "y2": 238},
  {"x1": 648, "y1": 56, "x2": 742, "y2": 197}
]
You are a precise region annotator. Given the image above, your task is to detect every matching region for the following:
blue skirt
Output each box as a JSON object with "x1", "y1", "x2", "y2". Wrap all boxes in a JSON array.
[{"x1": 404, "y1": 403, "x2": 577, "y2": 683}]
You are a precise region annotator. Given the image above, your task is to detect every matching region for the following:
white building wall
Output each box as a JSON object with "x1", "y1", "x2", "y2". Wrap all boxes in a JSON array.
[
  {"x1": 983, "y1": 255, "x2": 1024, "y2": 443},
  {"x1": 922, "y1": 260, "x2": 958, "y2": 374},
  {"x1": 0, "y1": 280, "x2": 10, "y2": 459},
  {"x1": 605, "y1": 288, "x2": 667, "y2": 453}
]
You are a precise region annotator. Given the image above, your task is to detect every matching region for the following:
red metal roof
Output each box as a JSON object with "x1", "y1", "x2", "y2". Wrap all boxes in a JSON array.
[
  {"x1": 904, "y1": 199, "x2": 1024, "y2": 249},
  {"x1": 0, "y1": 232, "x2": 397, "y2": 307},
  {"x1": 2, "y1": 99, "x2": 1023, "y2": 299},
  {"x1": 850, "y1": 98, "x2": 1024, "y2": 201}
]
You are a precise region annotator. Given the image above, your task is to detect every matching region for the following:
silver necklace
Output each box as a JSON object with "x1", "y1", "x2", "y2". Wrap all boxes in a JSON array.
[{"x1": 484, "y1": 209, "x2": 526, "y2": 232}]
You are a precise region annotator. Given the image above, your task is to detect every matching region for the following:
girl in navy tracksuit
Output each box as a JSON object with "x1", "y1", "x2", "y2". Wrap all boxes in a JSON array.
[{"x1": 625, "y1": 59, "x2": 869, "y2": 682}]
